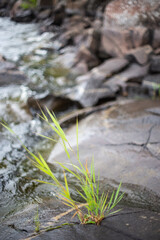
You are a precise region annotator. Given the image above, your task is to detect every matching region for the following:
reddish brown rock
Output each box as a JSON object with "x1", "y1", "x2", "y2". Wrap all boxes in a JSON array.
[
  {"x1": 104, "y1": 0, "x2": 160, "y2": 28},
  {"x1": 101, "y1": 26, "x2": 150, "y2": 57}
]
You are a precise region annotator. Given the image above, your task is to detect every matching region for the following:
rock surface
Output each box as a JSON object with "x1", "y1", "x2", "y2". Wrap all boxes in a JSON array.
[
  {"x1": 104, "y1": 0, "x2": 160, "y2": 28},
  {"x1": 1, "y1": 198, "x2": 160, "y2": 240},
  {"x1": 48, "y1": 99, "x2": 160, "y2": 200}
]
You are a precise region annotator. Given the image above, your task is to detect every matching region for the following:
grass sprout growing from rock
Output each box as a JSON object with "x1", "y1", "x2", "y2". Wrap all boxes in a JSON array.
[
  {"x1": 1, "y1": 108, "x2": 124, "y2": 225},
  {"x1": 34, "y1": 206, "x2": 40, "y2": 232}
]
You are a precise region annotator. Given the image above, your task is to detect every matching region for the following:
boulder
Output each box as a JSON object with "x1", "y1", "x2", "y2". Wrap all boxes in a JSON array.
[
  {"x1": 0, "y1": 70, "x2": 27, "y2": 86},
  {"x1": 101, "y1": 0, "x2": 160, "y2": 58},
  {"x1": 101, "y1": 26, "x2": 151, "y2": 57},
  {"x1": 104, "y1": 0, "x2": 160, "y2": 28},
  {"x1": 11, "y1": 9, "x2": 35, "y2": 23}
]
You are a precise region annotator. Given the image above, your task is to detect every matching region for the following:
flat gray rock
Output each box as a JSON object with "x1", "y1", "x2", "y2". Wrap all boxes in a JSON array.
[{"x1": 48, "y1": 99, "x2": 160, "y2": 202}]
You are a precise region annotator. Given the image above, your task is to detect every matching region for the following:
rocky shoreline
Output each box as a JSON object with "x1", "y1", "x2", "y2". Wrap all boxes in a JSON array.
[
  {"x1": 0, "y1": 0, "x2": 160, "y2": 111},
  {"x1": 0, "y1": 1, "x2": 160, "y2": 240}
]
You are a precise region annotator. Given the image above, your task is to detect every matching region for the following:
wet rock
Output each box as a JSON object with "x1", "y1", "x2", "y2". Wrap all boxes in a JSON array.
[
  {"x1": 0, "y1": 101, "x2": 32, "y2": 124},
  {"x1": 104, "y1": 0, "x2": 160, "y2": 28},
  {"x1": 0, "y1": 225, "x2": 24, "y2": 240},
  {"x1": 68, "y1": 58, "x2": 129, "y2": 107},
  {"x1": 48, "y1": 99, "x2": 160, "y2": 199},
  {"x1": 150, "y1": 55, "x2": 160, "y2": 73},
  {"x1": 30, "y1": 209, "x2": 160, "y2": 240},
  {"x1": 152, "y1": 29, "x2": 160, "y2": 49},
  {"x1": 11, "y1": 9, "x2": 35, "y2": 23},
  {"x1": 2, "y1": 191, "x2": 160, "y2": 240},
  {"x1": 125, "y1": 45, "x2": 152, "y2": 65},
  {"x1": 101, "y1": 26, "x2": 151, "y2": 57},
  {"x1": 0, "y1": 70, "x2": 27, "y2": 86},
  {"x1": 0, "y1": 8, "x2": 9, "y2": 17}
]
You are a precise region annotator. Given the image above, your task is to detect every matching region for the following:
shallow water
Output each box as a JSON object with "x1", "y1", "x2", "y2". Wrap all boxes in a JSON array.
[{"x1": 0, "y1": 17, "x2": 76, "y2": 220}]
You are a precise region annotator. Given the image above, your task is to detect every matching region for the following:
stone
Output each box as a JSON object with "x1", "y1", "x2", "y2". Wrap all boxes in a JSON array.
[
  {"x1": 30, "y1": 209, "x2": 160, "y2": 240},
  {"x1": 66, "y1": 0, "x2": 88, "y2": 16},
  {"x1": 0, "y1": 61, "x2": 16, "y2": 71},
  {"x1": 75, "y1": 46, "x2": 99, "y2": 70},
  {"x1": 68, "y1": 58, "x2": 129, "y2": 107},
  {"x1": 2, "y1": 196, "x2": 160, "y2": 240},
  {"x1": 93, "y1": 58, "x2": 129, "y2": 77},
  {"x1": 0, "y1": 70, "x2": 27, "y2": 86},
  {"x1": 147, "y1": 107, "x2": 160, "y2": 116},
  {"x1": 83, "y1": 28, "x2": 101, "y2": 55},
  {"x1": 72, "y1": 61, "x2": 88, "y2": 76},
  {"x1": 104, "y1": 0, "x2": 160, "y2": 28},
  {"x1": 101, "y1": 26, "x2": 151, "y2": 57},
  {"x1": 11, "y1": 9, "x2": 35, "y2": 23},
  {"x1": 105, "y1": 63, "x2": 149, "y2": 92},
  {"x1": 125, "y1": 45, "x2": 152, "y2": 65},
  {"x1": 0, "y1": 9, "x2": 9, "y2": 17},
  {"x1": 0, "y1": 225, "x2": 24, "y2": 240},
  {"x1": 48, "y1": 99, "x2": 160, "y2": 199},
  {"x1": 0, "y1": 101, "x2": 32, "y2": 124}
]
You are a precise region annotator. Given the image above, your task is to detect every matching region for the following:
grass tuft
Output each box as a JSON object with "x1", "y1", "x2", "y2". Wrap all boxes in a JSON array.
[{"x1": 1, "y1": 109, "x2": 124, "y2": 225}]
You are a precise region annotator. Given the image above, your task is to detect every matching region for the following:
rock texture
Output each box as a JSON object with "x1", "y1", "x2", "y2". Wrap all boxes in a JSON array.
[
  {"x1": 104, "y1": 0, "x2": 160, "y2": 28},
  {"x1": 48, "y1": 99, "x2": 160, "y2": 200}
]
